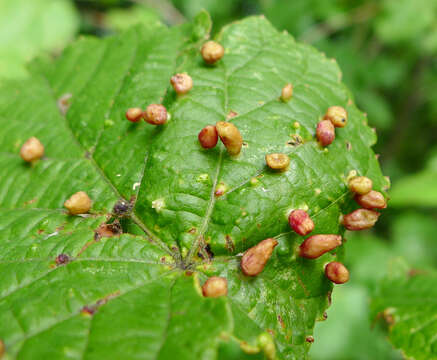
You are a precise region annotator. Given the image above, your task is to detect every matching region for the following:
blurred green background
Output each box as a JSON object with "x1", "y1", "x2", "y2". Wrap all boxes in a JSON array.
[{"x1": 1, "y1": 0, "x2": 436, "y2": 359}]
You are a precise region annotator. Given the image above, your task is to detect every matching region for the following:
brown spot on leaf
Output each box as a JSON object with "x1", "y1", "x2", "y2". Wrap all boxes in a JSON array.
[
  {"x1": 277, "y1": 315, "x2": 285, "y2": 329},
  {"x1": 95, "y1": 221, "x2": 122, "y2": 240},
  {"x1": 23, "y1": 198, "x2": 37, "y2": 206},
  {"x1": 382, "y1": 309, "x2": 395, "y2": 326},
  {"x1": 77, "y1": 240, "x2": 95, "y2": 257},
  {"x1": 225, "y1": 235, "x2": 235, "y2": 253},
  {"x1": 306, "y1": 336, "x2": 314, "y2": 343},
  {"x1": 77, "y1": 221, "x2": 123, "y2": 258},
  {"x1": 81, "y1": 306, "x2": 95, "y2": 316},
  {"x1": 198, "y1": 242, "x2": 214, "y2": 261},
  {"x1": 188, "y1": 227, "x2": 197, "y2": 234},
  {"x1": 267, "y1": 329, "x2": 275, "y2": 336},
  {"x1": 327, "y1": 291, "x2": 332, "y2": 306},
  {"x1": 408, "y1": 269, "x2": 425, "y2": 277},
  {"x1": 287, "y1": 134, "x2": 303, "y2": 146},
  {"x1": 57, "y1": 93, "x2": 72, "y2": 116},
  {"x1": 227, "y1": 110, "x2": 238, "y2": 120},
  {"x1": 81, "y1": 291, "x2": 121, "y2": 316},
  {"x1": 0, "y1": 338, "x2": 4, "y2": 357}
]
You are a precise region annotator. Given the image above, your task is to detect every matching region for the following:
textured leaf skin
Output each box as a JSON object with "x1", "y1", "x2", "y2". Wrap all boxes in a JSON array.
[
  {"x1": 371, "y1": 270, "x2": 437, "y2": 360},
  {"x1": 0, "y1": 13, "x2": 386, "y2": 360}
]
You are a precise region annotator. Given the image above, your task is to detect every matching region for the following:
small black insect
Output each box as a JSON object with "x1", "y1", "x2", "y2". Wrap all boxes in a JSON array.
[
  {"x1": 198, "y1": 244, "x2": 214, "y2": 260},
  {"x1": 113, "y1": 200, "x2": 132, "y2": 217}
]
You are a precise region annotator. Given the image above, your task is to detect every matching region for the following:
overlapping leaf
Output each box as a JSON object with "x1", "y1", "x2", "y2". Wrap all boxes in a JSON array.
[
  {"x1": 0, "y1": 13, "x2": 386, "y2": 359},
  {"x1": 371, "y1": 268, "x2": 437, "y2": 360}
]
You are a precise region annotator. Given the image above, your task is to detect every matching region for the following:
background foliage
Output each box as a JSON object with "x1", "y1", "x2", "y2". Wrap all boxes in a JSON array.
[{"x1": 1, "y1": 0, "x2": 436, "y2": 359}]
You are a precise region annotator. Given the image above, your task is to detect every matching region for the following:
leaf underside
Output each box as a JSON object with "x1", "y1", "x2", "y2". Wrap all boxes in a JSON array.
[{"x1": 0, "y1": 13, "x2": 386, "y2": 360}]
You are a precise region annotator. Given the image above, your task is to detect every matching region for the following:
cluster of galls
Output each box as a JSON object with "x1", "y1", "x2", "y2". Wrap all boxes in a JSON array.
[
  {"x1": 19, "y1": 135, "x2": 94, "y2": 215},
  {"x1": 316, "y1": 106, "x2": 348, "y2": 147},
  {"x1": 343, "y1": 175, "x2": 386, "y2": 230},
  {"x1": 234, "y1": 213, "x2": 348, "y2": 285},
  {"x1": 18, "y1": 39, "x2": 385, "y2": 302},
  {"x1": 125, "y1": 41, "x2": 225, "y2": 129},
  {"x1": 153, "y1": 42, "x2": 385, "y2": 297},
  {"x1": 125, "y1": 73, "x2": 194, "y2": 125},
  {"x1": 199, "y1": 121, "x2": 243, "y2": 155},
  {"x1": 126, "y1": 104, "x2": 170, "y2": 125}
]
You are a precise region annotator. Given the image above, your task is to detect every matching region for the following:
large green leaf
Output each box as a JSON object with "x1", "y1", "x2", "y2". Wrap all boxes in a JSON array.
[
  {"x1": 0, "y1": 13, "x2": 387, "y2": 359},
  {"x1": 0, "y1": 0, "x2": 79, "y2": 79},
  {"x1": 311, "y1": 284, "x2": 402, "y2": 360},
  {"x1": 390, "y1": 152, "x2": 437, "y2": 207},
  {"x1": 371, "y1": 267, "x2": 437, "y2": 360},
  {"x1": 375, "y1": 0, "x2": 437, "y2": 54}
]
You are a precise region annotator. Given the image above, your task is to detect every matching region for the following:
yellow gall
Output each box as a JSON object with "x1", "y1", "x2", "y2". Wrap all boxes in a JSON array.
[
  {"x1": 144, "y1": 104, "x2": 168, "y2": 125},
  {"x1": 324, "y1": 106, "x2": 348, "y2": 127},
  {"x1": 202, "y1": 276, "x2": 228, "y2": 298},
  {"x1": 201, "y1": 41, "x2": 224, "y2": 64},
  {"x1": 265, "y1": 153, "x2": 290, "y2": 171},
  {"x1": 64, "y1": 191, "x2": 92, "y2": 215},
  {"x1": 214, "y1": 182, "x2": 228, "y2": 197},
  {"x1": 258, "y1": 332, "x2": 276, "y2": 360},
  {"x1": 281, "y1": 83, "x2": 293, "y2": 102},
  {"x1": 216, "y1": 121, "x2": 243, "y2": 155},
  {"x1": 348, "y1": 176, "x2": 373, "y2": 195},
  {"x1": 125, "y1": 107, "x2": 143, "y2": 122},
  {"x1": 20, "y1": 137, "x2": 44, "y2": 162},
  {"x1": 170, "y1": 73, "x2": 193, "y2": 95}
]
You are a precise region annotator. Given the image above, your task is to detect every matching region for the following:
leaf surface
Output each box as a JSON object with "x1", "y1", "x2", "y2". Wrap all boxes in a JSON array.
[{"x1": 0, "y1": 14, "x2": 386, "y2": 359}]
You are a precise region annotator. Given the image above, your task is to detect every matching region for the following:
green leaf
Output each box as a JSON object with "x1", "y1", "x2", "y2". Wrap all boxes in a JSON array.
[
  {"x1": 0, "y1": 0, "x2": 79, "y2": 79},
  {"x1": 104, "y1": 5, "x2": 161, "y2": 32},
  {"x1": 390, "y1": 171, "x2": 437, "y2": 206},
  {"x1": 0, "y1": 14, "x2": 386, "y2": 359},
  {"x1": 375, "y1": 0, "x2": 437, "y2": 54},
  {"x1": 391, "y1": 212, "x2": 437, "y2": 268},
  {"x1": 311, "y1": 284, "x2": 402, "y2": 360},
  {"x1": 371, "y1": 268, "x2": 437, "y2": 360},
  {"x1": 390, "y1": 153, "x2": 437, "y2": 207},
  {"x1": 311, "y1": 230, "x2": 406, "y2": 360}
]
